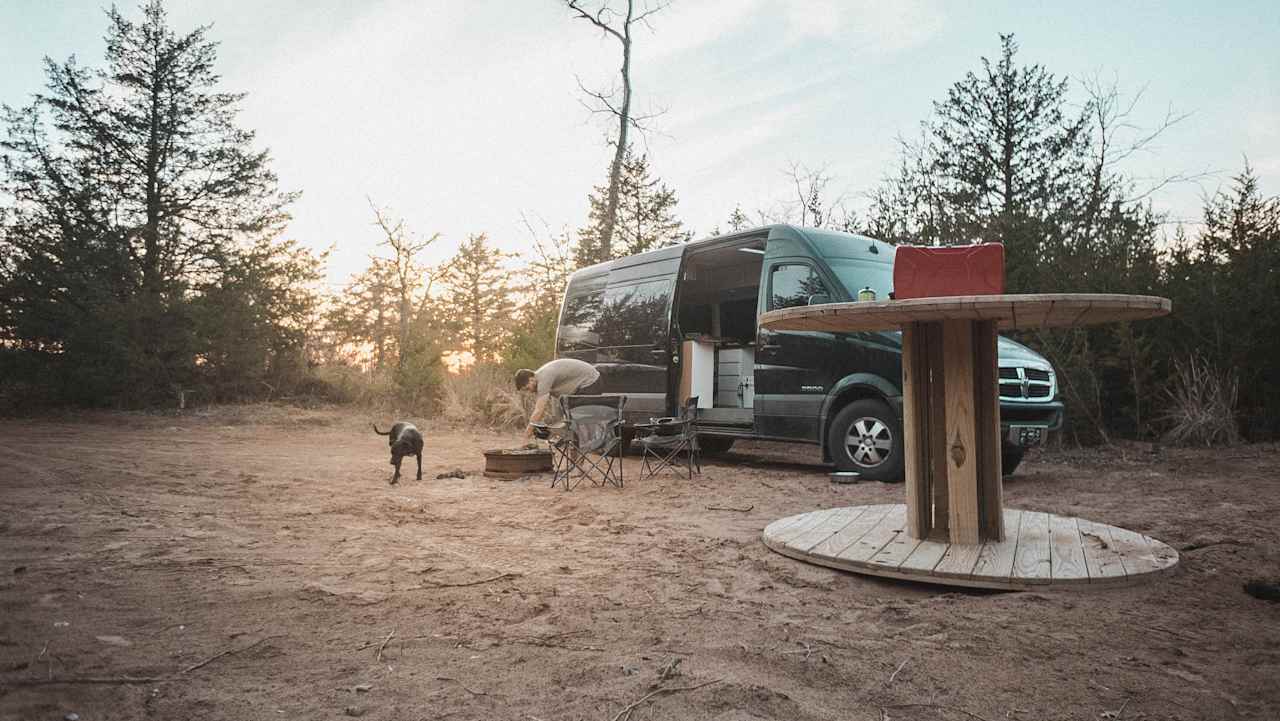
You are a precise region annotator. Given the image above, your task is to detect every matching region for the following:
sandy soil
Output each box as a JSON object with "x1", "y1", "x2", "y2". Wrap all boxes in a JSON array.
[{"x1": 1, "y1": 405, "x2": 1277, "y2": 721}]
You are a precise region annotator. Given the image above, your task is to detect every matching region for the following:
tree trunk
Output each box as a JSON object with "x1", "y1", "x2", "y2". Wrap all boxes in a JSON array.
[
  {"x1": 143, "y1": 46, "x2": 164, "y2": 297},
  {"x1": 598, "y1": 0, "x2": 634, "y2": 262}
]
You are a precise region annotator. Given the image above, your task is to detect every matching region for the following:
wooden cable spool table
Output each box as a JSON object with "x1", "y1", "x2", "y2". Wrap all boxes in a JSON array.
[{"x1": 758, "y1": 294, "x2": 1180, "y2": 589}]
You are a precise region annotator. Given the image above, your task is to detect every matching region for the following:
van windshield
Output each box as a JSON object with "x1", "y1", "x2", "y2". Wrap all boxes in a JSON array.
[{"x1": 825, "y1": 258, "x2": 895, "y2": 300}]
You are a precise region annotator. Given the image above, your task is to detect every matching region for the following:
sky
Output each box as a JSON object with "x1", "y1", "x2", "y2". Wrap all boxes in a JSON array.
[{"x1": 2, "y1": 0, "x2": 1278, "y2": 287}]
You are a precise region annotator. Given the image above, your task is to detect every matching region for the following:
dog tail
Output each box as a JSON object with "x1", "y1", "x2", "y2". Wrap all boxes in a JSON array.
[{"x1": 372, "y1": 423, "x2": 391, "y2": 436}]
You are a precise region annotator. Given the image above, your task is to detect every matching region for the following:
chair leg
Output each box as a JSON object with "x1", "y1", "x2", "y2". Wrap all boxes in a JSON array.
[{"x1": 640, "y1": 441, "x2": 693, "y2": 481}]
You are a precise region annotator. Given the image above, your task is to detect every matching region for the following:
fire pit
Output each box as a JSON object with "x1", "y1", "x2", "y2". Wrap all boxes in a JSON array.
[{"x1": 483, "y1": 447, "x2": 553, "y2": 480}]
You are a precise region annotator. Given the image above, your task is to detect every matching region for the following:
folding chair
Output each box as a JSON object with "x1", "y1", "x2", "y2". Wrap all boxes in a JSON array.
[
  {"x1": 545, "y1": 394, "x2": 627, "y2": 490},
  {"x1": 529, "y1": 421, "x2": 573, "y2": 487},
  {"x1": 635, "y1": 396, "x2": 702, "y2": 481}
]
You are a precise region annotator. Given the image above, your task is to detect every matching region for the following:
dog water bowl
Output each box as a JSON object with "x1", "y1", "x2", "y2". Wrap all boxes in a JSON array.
[
  {"x1": 483, "y1": 448, "x2": 553, "y2": 480},
  {"x1": 829, "y1": 471, "x2": 861, "y2": 484}
]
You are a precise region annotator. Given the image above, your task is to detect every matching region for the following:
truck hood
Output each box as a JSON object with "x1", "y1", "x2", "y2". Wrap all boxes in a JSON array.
[
  {"x1": 997, "y1": 336, "x2": 1052, "y2": 370},
  {"x1": 877, "y1": 331, "x2": 1053, "y2": 371}
]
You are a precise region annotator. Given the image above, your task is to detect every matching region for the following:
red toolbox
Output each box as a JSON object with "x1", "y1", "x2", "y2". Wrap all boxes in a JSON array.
[{"x1": 892, "y1": 243, "x2": 1005, "y2": 299}]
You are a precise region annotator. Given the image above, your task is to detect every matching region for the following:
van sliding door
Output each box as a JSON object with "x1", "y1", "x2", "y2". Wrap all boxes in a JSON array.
[{"x1": 592, "y1": 278, "x2": 673, "y2": 418}]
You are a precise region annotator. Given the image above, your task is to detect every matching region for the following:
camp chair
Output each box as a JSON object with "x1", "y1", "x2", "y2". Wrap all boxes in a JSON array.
[
  {"x1": 529, "y1": 421, "x2": 573, "y2": 487},
  {"x1": 635, "y1": 396, "x2": 701, "y2": 481},
  {"x1": 546, "y1": 394, "x2": 627, "y2": 490}
]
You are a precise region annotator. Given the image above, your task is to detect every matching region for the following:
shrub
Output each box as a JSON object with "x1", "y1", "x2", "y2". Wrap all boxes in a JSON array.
[
  {"x1": 311, "y1": 365, "x2": 405, "y2": 409},
  {"x1": 1158, "y1": 356, "x2": 1240, "y2": 447},
  {"x1": 441, "y1": 364, "x2": 530, "y2": 429}
]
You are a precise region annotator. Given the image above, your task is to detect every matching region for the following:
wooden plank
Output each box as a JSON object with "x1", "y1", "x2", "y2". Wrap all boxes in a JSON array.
[
  {"x1": 1109, "y1": 525, "x2": 1167, "y2": 577},
  {"x1": 870, "y1": 527, "x2": 923, "y2": 569},
  {"x1": 786, "y1": 507, "x2": 865, "y2": 553},
  {"x1": 898, "y1": 536, "x2": 949, "y2": 574},
  {"x1": 901, "y1": 323, "x2": 929, "y2": 539},
  {"x1": 1048, "y1": 514, "x2": 1089, "y2": 584},
  {"x1": 1077, "y1": 518, "x2": 1127, "y2": 584},
  {"x1": 1009, "y1": 300, "x2": 1057, "y2": 329},
  {"x1": 809, "y1": 504, "x2": 893, "y2": 558},
  {"x1": 776, "y1": 508, "x2": 846, "y2": 544},
  {"x1": 762, "y1": 512, "x2": 816, "y2": 540},
  {"x1": 973, "y1": 320, "x2": 1004, "y2": 541},
  {"x1": 926, "y1": 322, "x2": 949, "y2": 540},
  {"x1": 932, "y1": 542, "x2": 982, "y2": 580},
  {"x1": 1145, "y1": 536, "x2": 1180, "y2": 571},
  {"x1": 943, "y1": 319, "x2": 980, "y2": 545},
  {"x1": 836, "y1": 505, "x2": 907, "y2": 563},
  {"x1": 971, "y1": 508, "x2": 1022, "y2": 580},
  {"x1": 765, "y1": 509, "x2": 836, "y2": 545},
  {"x1": 756, "y1": 294, "x2": 1171, "y2": 334},
  {"x1": 1011, "y1": 510, "x2": 1052, "y2": 583}
]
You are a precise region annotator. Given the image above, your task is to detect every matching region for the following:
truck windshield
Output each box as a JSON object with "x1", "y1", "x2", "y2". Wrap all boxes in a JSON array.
[{"x1": 825, "y1": 257, "x2": 895, "y2": 301}]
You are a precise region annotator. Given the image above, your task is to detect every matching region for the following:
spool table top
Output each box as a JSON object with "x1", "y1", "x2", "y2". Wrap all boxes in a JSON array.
[{"x1": 759, "y1": 293, "x2": 1171, "y2": 333}]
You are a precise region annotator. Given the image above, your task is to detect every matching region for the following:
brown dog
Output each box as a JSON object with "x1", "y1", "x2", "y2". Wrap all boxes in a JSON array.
[{"x1": 372, "y1": 422, "x2": 423, "y2": 484}]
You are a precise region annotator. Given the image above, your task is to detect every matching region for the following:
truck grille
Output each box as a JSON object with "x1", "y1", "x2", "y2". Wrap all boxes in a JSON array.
[{"x1": 998, "y1": 366, "x2": 1055, "y2": 401}]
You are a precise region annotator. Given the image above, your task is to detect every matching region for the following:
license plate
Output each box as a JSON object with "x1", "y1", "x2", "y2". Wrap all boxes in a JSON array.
[{"x1": 1008, "y1": 425, "x2": 1045, "y2": 447}]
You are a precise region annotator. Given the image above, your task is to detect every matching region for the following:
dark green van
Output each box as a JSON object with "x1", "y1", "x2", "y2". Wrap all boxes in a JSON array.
[{"x1": 554, "y1": 225, "x2": 1063, "y2": 480}]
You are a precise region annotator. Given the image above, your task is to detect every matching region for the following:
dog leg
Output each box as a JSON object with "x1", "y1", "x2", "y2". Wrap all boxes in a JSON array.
[
  {"x1": 416, "y1": 452, "x2": 423, "y2": 481},
  {"x1": 391, "y1": 458, "x2": 402, "y2": 485}
]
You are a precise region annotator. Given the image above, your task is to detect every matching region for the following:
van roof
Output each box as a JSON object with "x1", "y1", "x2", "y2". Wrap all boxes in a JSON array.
[{"x1": 566, "y1": 224, "x2": 893, "y2": 283}]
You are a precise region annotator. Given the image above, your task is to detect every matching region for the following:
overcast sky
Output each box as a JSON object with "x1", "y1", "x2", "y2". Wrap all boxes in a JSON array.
[{"x1": 2, "y1": 1, "x2": 1278, "y2": 286}]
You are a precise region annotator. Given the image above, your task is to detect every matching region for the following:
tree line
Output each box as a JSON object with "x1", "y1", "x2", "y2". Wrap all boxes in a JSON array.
[{"x1": 1, "y1": 3, "x2": 1275, "y2": 443}]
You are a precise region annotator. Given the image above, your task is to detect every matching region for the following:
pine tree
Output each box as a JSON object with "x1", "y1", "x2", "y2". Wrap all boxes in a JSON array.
[
  {"x1": 0, "y1": 0, "x2": 293, "y2": 405},
  {"x1": 868, "y1": 35, "x2": 1091, "y2": 291},
  {"x1": 575, "y1": 147, "x2": 690, "y2": 266},
  {"x1": 440, "y1": 234, "x2": 516, "y2": 364},
  {"x1": 1165, "y1": 164, "x2": 1280, "y2": 437},
  {"x1": 324, "y1": 260, "x2": 400, "y2": 370},
  {"x1": 506, "y1": 229, "x2": 574, "y2": 371}
]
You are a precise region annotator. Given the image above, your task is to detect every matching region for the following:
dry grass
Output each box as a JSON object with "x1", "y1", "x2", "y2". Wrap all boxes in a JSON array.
[
  {"x1": 1159, "y1": 355, "x2": 1241, "y2": 446},
  {"x1": 441, "y1": 364, "x2": 530, "y2": 429},
  {"x1": 312, "y1": 365, "x2": 404, "y2": 407}
]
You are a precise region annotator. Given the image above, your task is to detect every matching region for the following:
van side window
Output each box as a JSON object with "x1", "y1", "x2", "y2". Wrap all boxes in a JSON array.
[
  {"x1": 558, "y1": 291, "x2": 604, "y2": 351},
  {"x1": 770, "y1": 264, "x2": 828, "y2": 310},
  {"x1": 595, "y1": 279, "x2": 671, "y2": 347}
]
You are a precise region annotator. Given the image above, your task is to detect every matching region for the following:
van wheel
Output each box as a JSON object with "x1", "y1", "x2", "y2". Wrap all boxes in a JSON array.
[
  {"x1": 697, "y1": 436, "x2": 735, "y2": 456},
  {"x1": 828, "y1": 399, "x2": 904, "y2": 482},
  {"x1": 1001, "y1": 447, "x2": 1025, "y2": 476}
]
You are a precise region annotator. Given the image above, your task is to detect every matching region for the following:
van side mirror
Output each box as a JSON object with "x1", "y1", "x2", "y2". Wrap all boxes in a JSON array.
[{"x1": 807, "y1": 293, "x2": 831, "y2": 306}]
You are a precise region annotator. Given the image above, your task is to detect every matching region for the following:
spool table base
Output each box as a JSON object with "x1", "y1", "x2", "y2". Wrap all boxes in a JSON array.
[{"x1": 762, "y1": 504, "x2": 1178, "y2": 590}]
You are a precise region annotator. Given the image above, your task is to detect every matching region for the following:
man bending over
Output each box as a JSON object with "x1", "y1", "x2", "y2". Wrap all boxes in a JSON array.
[{"x1": 514, "y1": 358, "x2": 601, "y2": 438}]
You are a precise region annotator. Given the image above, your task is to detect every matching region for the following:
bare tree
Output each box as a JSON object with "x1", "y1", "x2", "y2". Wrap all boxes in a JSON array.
[
  {"x1": 752, "y1": 163, "x2": 859, "y2": 232},
  {"x1": 565, "y1": 0, "x2": 669, "y2": 261},
  {"x1": 368, "y1": 199, "x2": 443, "y2": 370},
  {"x1": 1078, "y1": 73, "x2": 1202, "y2": 211}
]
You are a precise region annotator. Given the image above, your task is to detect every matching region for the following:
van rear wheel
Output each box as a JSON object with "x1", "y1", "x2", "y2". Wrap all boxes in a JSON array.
[{"x1": 828, "y1": 399, "x2": 904, "y2": 482}]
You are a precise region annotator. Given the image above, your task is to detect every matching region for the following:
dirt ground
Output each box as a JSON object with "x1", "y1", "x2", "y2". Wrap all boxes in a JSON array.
[{"x1": 1, "y1": 405, "x2": 1277, "y2": 721}]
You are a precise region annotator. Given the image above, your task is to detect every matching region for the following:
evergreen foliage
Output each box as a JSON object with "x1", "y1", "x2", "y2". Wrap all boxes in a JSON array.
[
  {"x1": 0, "y1": 0, "x2": 309, "y2": 408},
  {"x1": 1158, "y1": 165, "x2": 1280, "y2": 438},
  {"x1": 575, "y1": 147, "x2": 690, "y2": 267},
  {"x1": 440, "y1": 233, "x2": 516, "y2": 365},
  {"x1": 505, "y1": 229, "x2": 574, "y2": 372}
]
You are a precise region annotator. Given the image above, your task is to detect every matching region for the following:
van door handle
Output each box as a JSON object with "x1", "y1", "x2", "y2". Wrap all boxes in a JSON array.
[{"x1": 758, "y1": 343, "x2": 781, "y2": 351}]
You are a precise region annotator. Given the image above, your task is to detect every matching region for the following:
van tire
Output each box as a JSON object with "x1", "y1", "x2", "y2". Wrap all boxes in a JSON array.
[
  {"x1": 697, "y1": 436, "x2": 735, "y2": 456},
  {"x1": 828, "y1": 399, "x2": 904, "y2": 482},
  {"x1": 1001, "y1": 447, "x2": 1025, "y2": 476}
]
